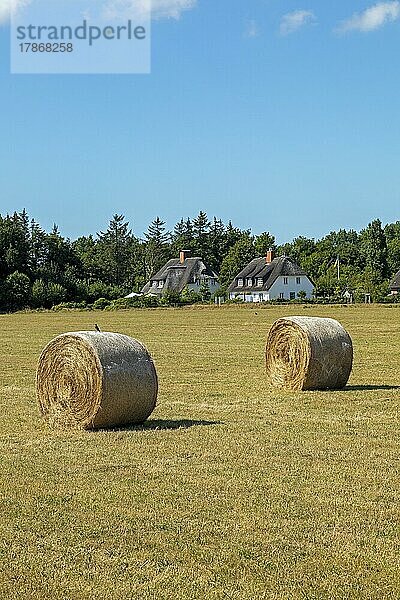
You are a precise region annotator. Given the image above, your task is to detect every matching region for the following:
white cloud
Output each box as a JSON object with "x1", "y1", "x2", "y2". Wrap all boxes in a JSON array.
[
  {"x1": 0, "y1": 1, "x2": 9, "y2": 23},
  {"x1": 279, "y1": 9, "x2": 316, "y2": 35},
  {"x1": 244, "y1": 19, "x2": 259, "y2": 39},
  {"x1": 0, "y1": 0, "x2": 197, "y2": 24},
  {"x1": 0, "y1": 0, "x2": 31, "y2": 24},
  {"x1": 102, "y1": 0, "x2": 197, "y2": 21},
  {"x1": 337, "y1": 1, "x2": 400, "y2": 33}
]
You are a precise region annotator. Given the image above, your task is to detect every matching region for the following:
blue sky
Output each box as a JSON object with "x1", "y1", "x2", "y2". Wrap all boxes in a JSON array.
[{"x1": 0, "y1": 0, "x2": 399, "y2": 243}]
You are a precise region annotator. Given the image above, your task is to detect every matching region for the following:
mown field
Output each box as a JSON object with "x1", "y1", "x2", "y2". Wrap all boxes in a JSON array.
[{"x1": 0, "y1": 304, "x2": 399, "y2": 600}]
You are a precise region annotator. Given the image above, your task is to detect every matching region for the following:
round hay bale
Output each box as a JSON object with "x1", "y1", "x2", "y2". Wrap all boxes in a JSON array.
[
  {"x1": 265, "y1": 316, "x2": 353, "y2": 391},
  {"x1": 36, "y1": 332, "x2": 158, "y2": 429}
]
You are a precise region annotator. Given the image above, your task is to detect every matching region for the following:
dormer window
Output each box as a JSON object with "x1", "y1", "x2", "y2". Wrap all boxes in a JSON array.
[
  {"x1": 238, "y1": 278, "x2": 244, "y2": 287},
  {"x1": 158, "y1": 281, "x2": 164, "y2": 288},
  {"x1": 247, "y1": 278, "x2": 253, "y2": 287},
  {"x1": 257, "y1": 278, "x2": 263, "y2": 287}
]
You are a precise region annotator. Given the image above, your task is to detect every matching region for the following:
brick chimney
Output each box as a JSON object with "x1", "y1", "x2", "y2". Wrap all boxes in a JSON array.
[
  {"x1": 266, "y1": 249, "x2": 274, "y2": 264},
  {"x1": 179, "y1": 250, "x2": 190, "y2": 264}
]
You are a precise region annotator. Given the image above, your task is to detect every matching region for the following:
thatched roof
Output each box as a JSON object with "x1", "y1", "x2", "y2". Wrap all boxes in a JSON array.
[
  {"x1": 141, "y1": 257, "x2": 218, "y2": 295},
  {"x1": 227, "y1": 256, "x2": 311, "y2": 293},
  {"x1": 390, "y1": 269, "x2": 400, "y2": 291}
]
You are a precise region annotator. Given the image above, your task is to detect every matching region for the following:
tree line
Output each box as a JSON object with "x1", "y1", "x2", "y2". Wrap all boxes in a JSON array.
[{"x1": 0, "y1": 209, "x2": 398, "y2": 311}]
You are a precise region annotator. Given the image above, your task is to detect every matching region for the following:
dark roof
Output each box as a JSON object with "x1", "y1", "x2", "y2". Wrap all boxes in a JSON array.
[
  {"x1": 227, "y1": 256, "x2": 312, "y2": 293},
  {"x1": 390, "y1": 269, "x2": 400, "y2": 290},
  {"x1": 141, "y1": 257, "x2": 218, "y2": 295}
]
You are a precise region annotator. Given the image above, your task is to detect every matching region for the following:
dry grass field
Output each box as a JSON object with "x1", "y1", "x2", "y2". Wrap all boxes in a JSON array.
[{"x1": 0, "y1": 304, "x2": 399, "y2": 599}]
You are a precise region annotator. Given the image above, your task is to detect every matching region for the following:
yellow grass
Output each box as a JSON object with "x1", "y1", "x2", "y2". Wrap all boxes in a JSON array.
[{"x1": 0, "y1": 304, "x2": 399, "y2": 599}]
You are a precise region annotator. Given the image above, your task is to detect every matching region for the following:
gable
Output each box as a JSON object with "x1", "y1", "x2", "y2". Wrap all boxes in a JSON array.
[
  {"x1": 142, "y1": 256, "x2": 218, "y2": 294},
  {"x1": 227, "y1": 256, "x2": 312, "y2": 293}
]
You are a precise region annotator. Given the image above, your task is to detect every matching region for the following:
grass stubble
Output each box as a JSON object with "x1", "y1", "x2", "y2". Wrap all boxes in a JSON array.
[{"x1": 0, "y1": 305, "x2": 399, "y2": 599}]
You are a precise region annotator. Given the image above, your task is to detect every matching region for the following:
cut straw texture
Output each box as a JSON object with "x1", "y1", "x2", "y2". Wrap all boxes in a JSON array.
[
  {"x1": 265, "y1": 316, "x2": 353, "y2": 391},
  {"x1": 36, "y1": 332, "x2": 158, "y2": 429}
]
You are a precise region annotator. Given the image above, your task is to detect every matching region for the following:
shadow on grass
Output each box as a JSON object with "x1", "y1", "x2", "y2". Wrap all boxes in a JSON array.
[
  {"x1": 110, "y1": 419, "x2": 223, "y2": 432},
  {"x1": 344, "y1": 385, "x2": 400, "y2": 391}
]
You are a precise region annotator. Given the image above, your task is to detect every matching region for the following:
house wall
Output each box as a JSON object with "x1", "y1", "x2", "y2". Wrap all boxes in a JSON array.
[
  {"x1": 268, "y1": 276, "x2": 314, "y2": 300},
  {"x1": 187, "y1": 279, "x2": 220, "y2": 294},
  {"x1": 229, "y1": 275, "x2": 314, "y2": 303}
]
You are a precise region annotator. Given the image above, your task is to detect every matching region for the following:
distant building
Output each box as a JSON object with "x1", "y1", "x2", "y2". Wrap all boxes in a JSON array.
[
  {"x1": 227, "y1": 250, "x2": 314, "y2": 303},
  {"x1": 141, "y1": 250, "x2": 219, "y2": 297},
  {"x1": 389, "y1": 269, "x2": 400, "y2": 295}
]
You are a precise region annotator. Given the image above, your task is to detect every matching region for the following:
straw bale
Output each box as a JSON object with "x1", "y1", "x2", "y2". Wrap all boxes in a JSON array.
[
  {"x1": 265, "y1": 316, "x2": 353, "y2": 391},
  {"x1": 36, "y1": 331, "x2": 158, "y2": 429}
]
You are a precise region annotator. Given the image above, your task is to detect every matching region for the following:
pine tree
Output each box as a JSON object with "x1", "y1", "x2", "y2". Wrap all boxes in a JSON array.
[
  {"x1": 384, "y1": 222, "x2": 400, "y2": 275},
  {"x1": 0, "y1": 211, "x2": 31, "y2": 278},
  {"x1": 207, "y1": 217, "x2": 225, "y2": 272},
  {"x1": 97, "y1": 214, "x2": 135, "y2": 286},
  {"x1": 144, "y1": 217, "x2": 171, "y2": 278},
  {"x1": 219, "y1": 234, "x2": 256, "y2": 288},
  {"x1": 144, "y1": 217, "x2": 170, "y2": 246},
  {"x1": 360, "y1": 219, "x2": 389, "y2": 284},
  {"x1": 254, "y1": 232, "x2": 276, "y2": 257},
  {"x1": 192, "y1": 211, "x2": 210, "y2": 258},
  {"x1": 172, "y1": 218, "x2": 194, "y2": 255}
]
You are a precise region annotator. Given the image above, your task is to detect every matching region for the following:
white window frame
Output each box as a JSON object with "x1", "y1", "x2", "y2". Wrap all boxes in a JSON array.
[
  {"x1": 247, "y1": 278, "x2": 253, "y2": 287},
  {"x1": 257, "y1": 278, "x2": 263, "y2": 287},
  {"x1": 238, "y1": 278, "x2": 244, "y2": 287},
  {"x1": 158, "y1": 280, "x2": 164, "y2": 288}
]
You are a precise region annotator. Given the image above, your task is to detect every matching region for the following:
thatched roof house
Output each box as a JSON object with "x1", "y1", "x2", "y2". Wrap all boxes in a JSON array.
[
  {"x1": 141, "y1": 250, "x2": 219, "y2": 296},
  {"x1": 390, "y1": 269, "x2": 400, "y2": 294},
  {"x1": 228, "y1": 251, "x2": 314, "y2": 303}
]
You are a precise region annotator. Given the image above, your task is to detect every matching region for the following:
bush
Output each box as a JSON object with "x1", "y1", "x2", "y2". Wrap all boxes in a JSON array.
[
  {"x1": 199, "y1": 282, "x2": 211, "y2": 302},
  {"x1": 86, "y1": 282, "x2": 123, "y2": 303},
  {"x1": 107, "y1": 297, "x2": 137, "y2": 310},
  {"x1": 5, "y1": 271, "x2": 31, "y2": 311},
  {"x1": 102, "y1": 295, "x2": 161, "y2": 310},
  {"x1": 47, "y1": 282, "x2": 67, "y2": 306},
  {"x1": 31, "y1": 280, "x2": 48, "y2": 308},
  {"x1": 52, "y1": 301, "x2": 88, "y2": 311},
  {"x1": 181, "y1": 287, "x2": 202, "y2": 305},
  {"x1": 140, "y1": 295, "x2": 160, "y2": 308},
  {"x1": 93, "y1": 297, "x2": 111, "y2": 310},
  {"x1": 32, "y1": 279, "x2": 67, "y2": 308},
  {"x1": 228, "y1": 296, "x2": 244, "y2": 304},
  {"x1": 160, "y1": 290, "x2": 182, "y2": 307}
]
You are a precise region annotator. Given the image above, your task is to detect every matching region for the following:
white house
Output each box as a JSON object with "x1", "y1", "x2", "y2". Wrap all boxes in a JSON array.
[
  {"x1": 227, "y1": 251, "x2": 314, "y2": 302},
  {"x1": 141, "y1": 250, "x2": 220, "y2": 297}
]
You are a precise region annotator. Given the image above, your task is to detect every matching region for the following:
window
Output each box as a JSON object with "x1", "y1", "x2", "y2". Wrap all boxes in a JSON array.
[
  {"x1": 238, "y1": 278, "x2": 244, "y2": 287},
  {"x1": 247, "y1": 278, "x2": 253, "y2": 287},
  {"x1": 290, "y1": 292, "x2": 296, "y2": 300},
  {"x1": 257, "y1": 278, "x2": 263, "y2": 287},
  {"x1": 158, "y1": 281, "x2": 164, "y2": 288},
  {"x1": 283, "y1": 277, "x2": 288, "y2": 285},
  {"x1": 296, "y1": 277, "x2": 301, "y2": 285},
  {"x1": 279, "y1": 292, "x2": 284, "y2": 299}
]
